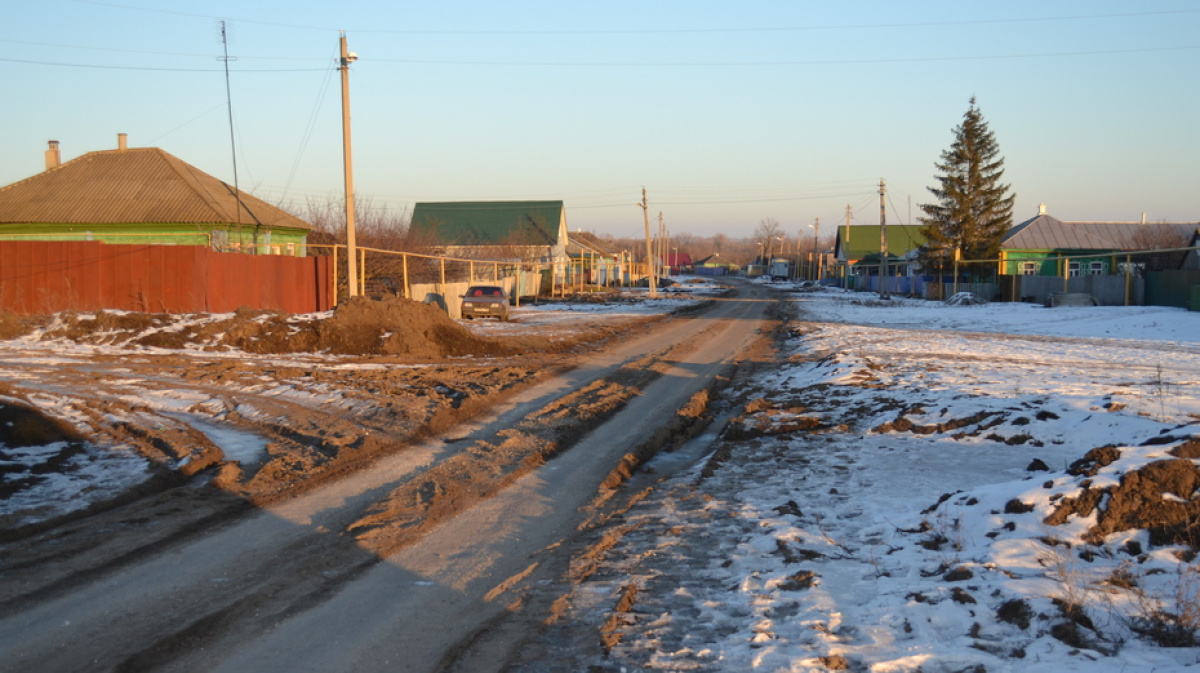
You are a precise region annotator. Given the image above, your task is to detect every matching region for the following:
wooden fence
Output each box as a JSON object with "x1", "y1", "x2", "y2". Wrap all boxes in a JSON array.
[{"x1": 0, "y1": 241, "x2": 333, "y2": 315}]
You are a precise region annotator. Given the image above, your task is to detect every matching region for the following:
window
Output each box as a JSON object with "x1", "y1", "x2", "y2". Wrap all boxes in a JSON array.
[
  {"x1": 1020, "y1": 262, "x2": 1038, "y2": 275},
  {"x1": 1068, "y1": 261, "x2": 1081, "y2": 277},
  {"x1": 1089, "y1": 261, "x2": 1104, "y2": 275}
]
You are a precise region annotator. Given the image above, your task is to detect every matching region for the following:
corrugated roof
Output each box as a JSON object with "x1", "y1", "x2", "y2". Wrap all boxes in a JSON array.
[
  {"x1": 0, "y1": 147, "x2": 310, "y2": 231},
  {"x1": 567, "y1": 230, "x2": 620, "y2": 255},
  {"x1": 410, "y1": 201, "x2": 565, "y2": 246},
  {"x1": 1003, "y1": 214, "x2": 1198, "y2": 251}
]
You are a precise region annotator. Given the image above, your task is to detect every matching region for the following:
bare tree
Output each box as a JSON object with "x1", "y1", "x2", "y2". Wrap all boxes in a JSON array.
[
  {"x1": 754, "y1": 217, "x2": 783, "y2": 262},
  {"x1": 1131, "y1": 223, "x2": 1193, "y2": 271}
]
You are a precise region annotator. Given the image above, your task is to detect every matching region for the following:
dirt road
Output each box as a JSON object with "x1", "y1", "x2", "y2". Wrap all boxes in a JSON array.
[{"x1": 0, "y1": 281, "x2": 775, "y2": 672}]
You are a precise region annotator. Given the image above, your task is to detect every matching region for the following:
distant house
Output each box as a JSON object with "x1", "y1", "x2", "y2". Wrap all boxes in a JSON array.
[
  {"x1": 409, "y1": 201, "x2": 568, "y2": 266},
  {"x1": 833, "y1": 224, "x2": 927, "y2": 276},
  {"x1": 1001, "y1": 204, "x2": 1199, "y2": 276},
  {"x1": 663, "y1": 252, "x2": 692, "y2": 275},
  {"x1": 0, "y1": 136, "x2": 311, "y2": 255},
  {"x1": 566, "y1": 230, "x2": 624, "y2": 285},
  {"x1": 693, "y1": 253, "x2": 736, "y2": 276}
]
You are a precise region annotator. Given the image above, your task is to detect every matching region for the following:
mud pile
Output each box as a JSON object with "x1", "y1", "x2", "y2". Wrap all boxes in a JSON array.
[
  {"x1": 222, "y1": 296, "x2": 513, "y2": 357},
  {"x1": 32, "y1": 296, "x2": 516, "y2": 357},
  {"x1": 1045, "y1": 435, "x2": 1200, "y2": 549}
]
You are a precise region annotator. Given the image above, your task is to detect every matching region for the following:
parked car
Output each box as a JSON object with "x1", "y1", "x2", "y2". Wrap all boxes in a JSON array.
[{"x1": 460, "y1": 285, "x2": 510, "y2": 321}]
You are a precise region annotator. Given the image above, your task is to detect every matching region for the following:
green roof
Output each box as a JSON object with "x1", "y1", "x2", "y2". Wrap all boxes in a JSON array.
[
  {"x1": 836, "y1": 224, "x2": 927, "y2": 260},
  {"x1": 410, "y1": 201, "x2": 565, "y2": 246}
]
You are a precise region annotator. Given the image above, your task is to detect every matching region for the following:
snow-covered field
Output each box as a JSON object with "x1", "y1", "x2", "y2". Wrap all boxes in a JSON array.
[{"x1": 534, "y1": 286, "x2": 1200, "y2": 672}]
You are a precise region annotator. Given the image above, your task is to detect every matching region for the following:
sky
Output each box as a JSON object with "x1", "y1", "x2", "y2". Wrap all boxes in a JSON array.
[{"x1": 2, "y1": 1, "x2": 1198, "y2": 240}]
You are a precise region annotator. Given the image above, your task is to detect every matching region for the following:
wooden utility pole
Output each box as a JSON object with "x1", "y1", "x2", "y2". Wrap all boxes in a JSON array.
[
  {"x1": 638, "y1": 188, "x2": 657, "y2": 297},
  {"x1": 813, "y1": 217, "x2": 821, "y2": 280},
  {"x1": 657, "y1": 212, "x2": 665, "y2": 279},
  {"x1": 340, "y1": 33, "x2": 360, "y2": 297},
  {"x1": 879, "y1": 178, "x2": 889, "y2": 299},
  {"x1": 843, "y1": 204, "x2": 851, "y2": 286}
]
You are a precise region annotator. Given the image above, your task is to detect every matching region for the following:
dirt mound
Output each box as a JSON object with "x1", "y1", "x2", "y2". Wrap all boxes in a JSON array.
[
  {"x1": 34, "y1": 297, "x2": 517, "y2": 358},
  {"x1": 220, "y1": 297, "x2": 513, "y2": 357},
  {"x1": 1045, "y1": 436, "x2": 1200, "y2": 548},
  {"x1": 0, "y1": 311, "x2": 34, "y2": 340}
]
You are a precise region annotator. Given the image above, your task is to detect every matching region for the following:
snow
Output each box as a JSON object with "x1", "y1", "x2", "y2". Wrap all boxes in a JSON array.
[
  {"x1": 548, "y1": 286, "x2": 1200, "y2": 671},
  {"x1": 3, "y1": 280, "x2": 1200, "y2": 670}
]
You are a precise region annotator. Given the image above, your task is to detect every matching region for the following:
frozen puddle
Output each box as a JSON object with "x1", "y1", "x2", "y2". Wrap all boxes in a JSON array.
[{"x1": 169, "y1": 414, "x2": 269, "y2": 465}]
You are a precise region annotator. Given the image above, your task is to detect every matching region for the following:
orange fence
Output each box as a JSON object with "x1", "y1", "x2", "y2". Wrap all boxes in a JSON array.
[{"x1": 0, "y1": 241, "x2": 333, "y2": 315}]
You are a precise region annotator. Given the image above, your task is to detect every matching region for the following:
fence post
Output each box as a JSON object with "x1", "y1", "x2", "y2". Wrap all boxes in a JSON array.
[
  {"x1": 359, "y1": 248, "x2": 366, "y2": 297},
  {"x1": 332, "y1": 245, "x2": 340, "y2": 306},
  {"x1": 402, "y1": 253, "x2": 409, "y2": 300},
  {"x1": 493, "y1": 262, "x2": 499, "y2": 283},
  {"x1": 1063, "y1": 257, "x2": 1070, "y2": 293},
  {"x1": 1124, "y1": 254, "x2": 1131, "y2": 307},
  {"x1": 953, "y1": 249, "x2": 960, "y2": 296}
]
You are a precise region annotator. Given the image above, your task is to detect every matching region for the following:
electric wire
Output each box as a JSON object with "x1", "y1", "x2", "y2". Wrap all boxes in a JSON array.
[
  {"x1": 281, "y1": 56, "x2": 337, "y2": 201},
  {"x1": 63, "y1": 1, "x2": 1200, "y2": 35}
]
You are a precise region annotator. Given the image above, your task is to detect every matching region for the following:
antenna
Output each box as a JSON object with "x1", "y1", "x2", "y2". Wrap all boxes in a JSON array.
[{"x1": 219, "y1": 21, "x2": 244, "y2": 234}]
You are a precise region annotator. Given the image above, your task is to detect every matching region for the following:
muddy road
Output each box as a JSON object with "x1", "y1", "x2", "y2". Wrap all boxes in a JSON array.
[{"x1": 0, "y1": 281, "x2": 776, "y2": 672}]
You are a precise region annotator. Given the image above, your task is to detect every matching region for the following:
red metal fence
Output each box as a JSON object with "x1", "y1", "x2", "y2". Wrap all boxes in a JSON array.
[{"x1": 0, "y1": 241, "x2": 333, "y2": 315}]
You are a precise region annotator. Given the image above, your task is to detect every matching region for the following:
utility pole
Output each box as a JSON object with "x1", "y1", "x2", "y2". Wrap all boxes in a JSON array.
[
  {"x1": 843, "y1": 204, "x2": 851, "y2": 286},
  {"x1": 658, "y1": 213, "x2": 667, "y2": 278},
  {"x1": 879, "y1": 178, "x2": 889, "y2": 299},
  {"x1": 340, "y1": 32, "x2": 360, "y2": 297},
  {"x1": 638, "y1": 188, "x2": 657, "y2": 298},
  {"x1": 813, "y1": 217, "x2": 820, "y2": 281}
]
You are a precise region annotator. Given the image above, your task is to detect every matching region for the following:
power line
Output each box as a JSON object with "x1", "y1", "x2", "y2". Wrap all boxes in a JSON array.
[
  {"x1": 371, "y1": 44, "x2": 1200, "y2": 68},
  {"x1": 0, "y1": 56, "x2": 326, "y2": 72},
  {"x1": 282, "y1": 50, "x2": 338, "y2": 201},
  {"x1": 63, "y1": 1, "x2": 1200, "y2": 35}
]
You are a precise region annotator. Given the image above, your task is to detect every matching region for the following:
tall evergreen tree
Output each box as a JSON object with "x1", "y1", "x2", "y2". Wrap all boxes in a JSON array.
[{"x1": 918, "y1": 98, "x2": 1015, "y2": 277}]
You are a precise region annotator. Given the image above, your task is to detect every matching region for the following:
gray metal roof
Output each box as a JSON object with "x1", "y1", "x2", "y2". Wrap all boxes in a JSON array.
[{"x1": 1003, "y1": 214, "x2": 1198, "y2": 251}]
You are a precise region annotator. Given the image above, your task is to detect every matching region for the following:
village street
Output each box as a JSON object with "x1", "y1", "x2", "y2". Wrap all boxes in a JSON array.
[{"x1": 0, "y1": 281, "x2": 774, "y2": 672}]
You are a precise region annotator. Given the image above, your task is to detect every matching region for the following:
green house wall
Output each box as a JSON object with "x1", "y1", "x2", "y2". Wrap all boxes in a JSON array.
[
  {"x1": 1002, "y1": 249, "x2": 1122, "y2": 276},
  {"x1": 0, "y1": 222, "x2": 308, "y2": 256}
]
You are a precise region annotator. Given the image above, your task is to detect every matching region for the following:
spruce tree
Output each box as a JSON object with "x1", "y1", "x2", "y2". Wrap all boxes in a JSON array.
[{"x1": 918, "y1": 98, "x2": 1015, "y2": 277}]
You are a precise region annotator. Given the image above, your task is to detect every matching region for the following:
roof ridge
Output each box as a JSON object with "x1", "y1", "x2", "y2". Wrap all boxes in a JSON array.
[{"x1": 156, "y1": 150, "x2": 258, "y2": 225}]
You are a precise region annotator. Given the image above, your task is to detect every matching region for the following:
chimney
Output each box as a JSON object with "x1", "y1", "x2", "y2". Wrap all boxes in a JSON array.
[
  {"x1": 118, "y1": 133, "x2": 128, "y2": 151},
  {"x1": 45, "y1": 140, "x2": 61, "y2": 170},
  {"x1": 1141, "y1": 212, "x2": 1147, "y2": 225},
  {"x1": 1037, "y1": 203, "x2": 1047, "y2": 216}
]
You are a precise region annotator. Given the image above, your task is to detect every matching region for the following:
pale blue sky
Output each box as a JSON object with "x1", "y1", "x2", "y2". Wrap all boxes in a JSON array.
[{"x1": 2, "y1": 1, "x2": 1197, "y2": 239}]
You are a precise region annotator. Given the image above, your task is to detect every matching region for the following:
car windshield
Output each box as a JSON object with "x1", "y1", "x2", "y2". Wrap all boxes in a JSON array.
[{"x1": 467, "y1": 287, "x2": 503, "y2": 297}]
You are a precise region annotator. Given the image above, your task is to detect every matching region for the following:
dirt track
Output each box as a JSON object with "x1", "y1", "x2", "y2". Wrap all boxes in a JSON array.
[{"x1": 0, "y1": 282, "x2": 777, "y2": 672}]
